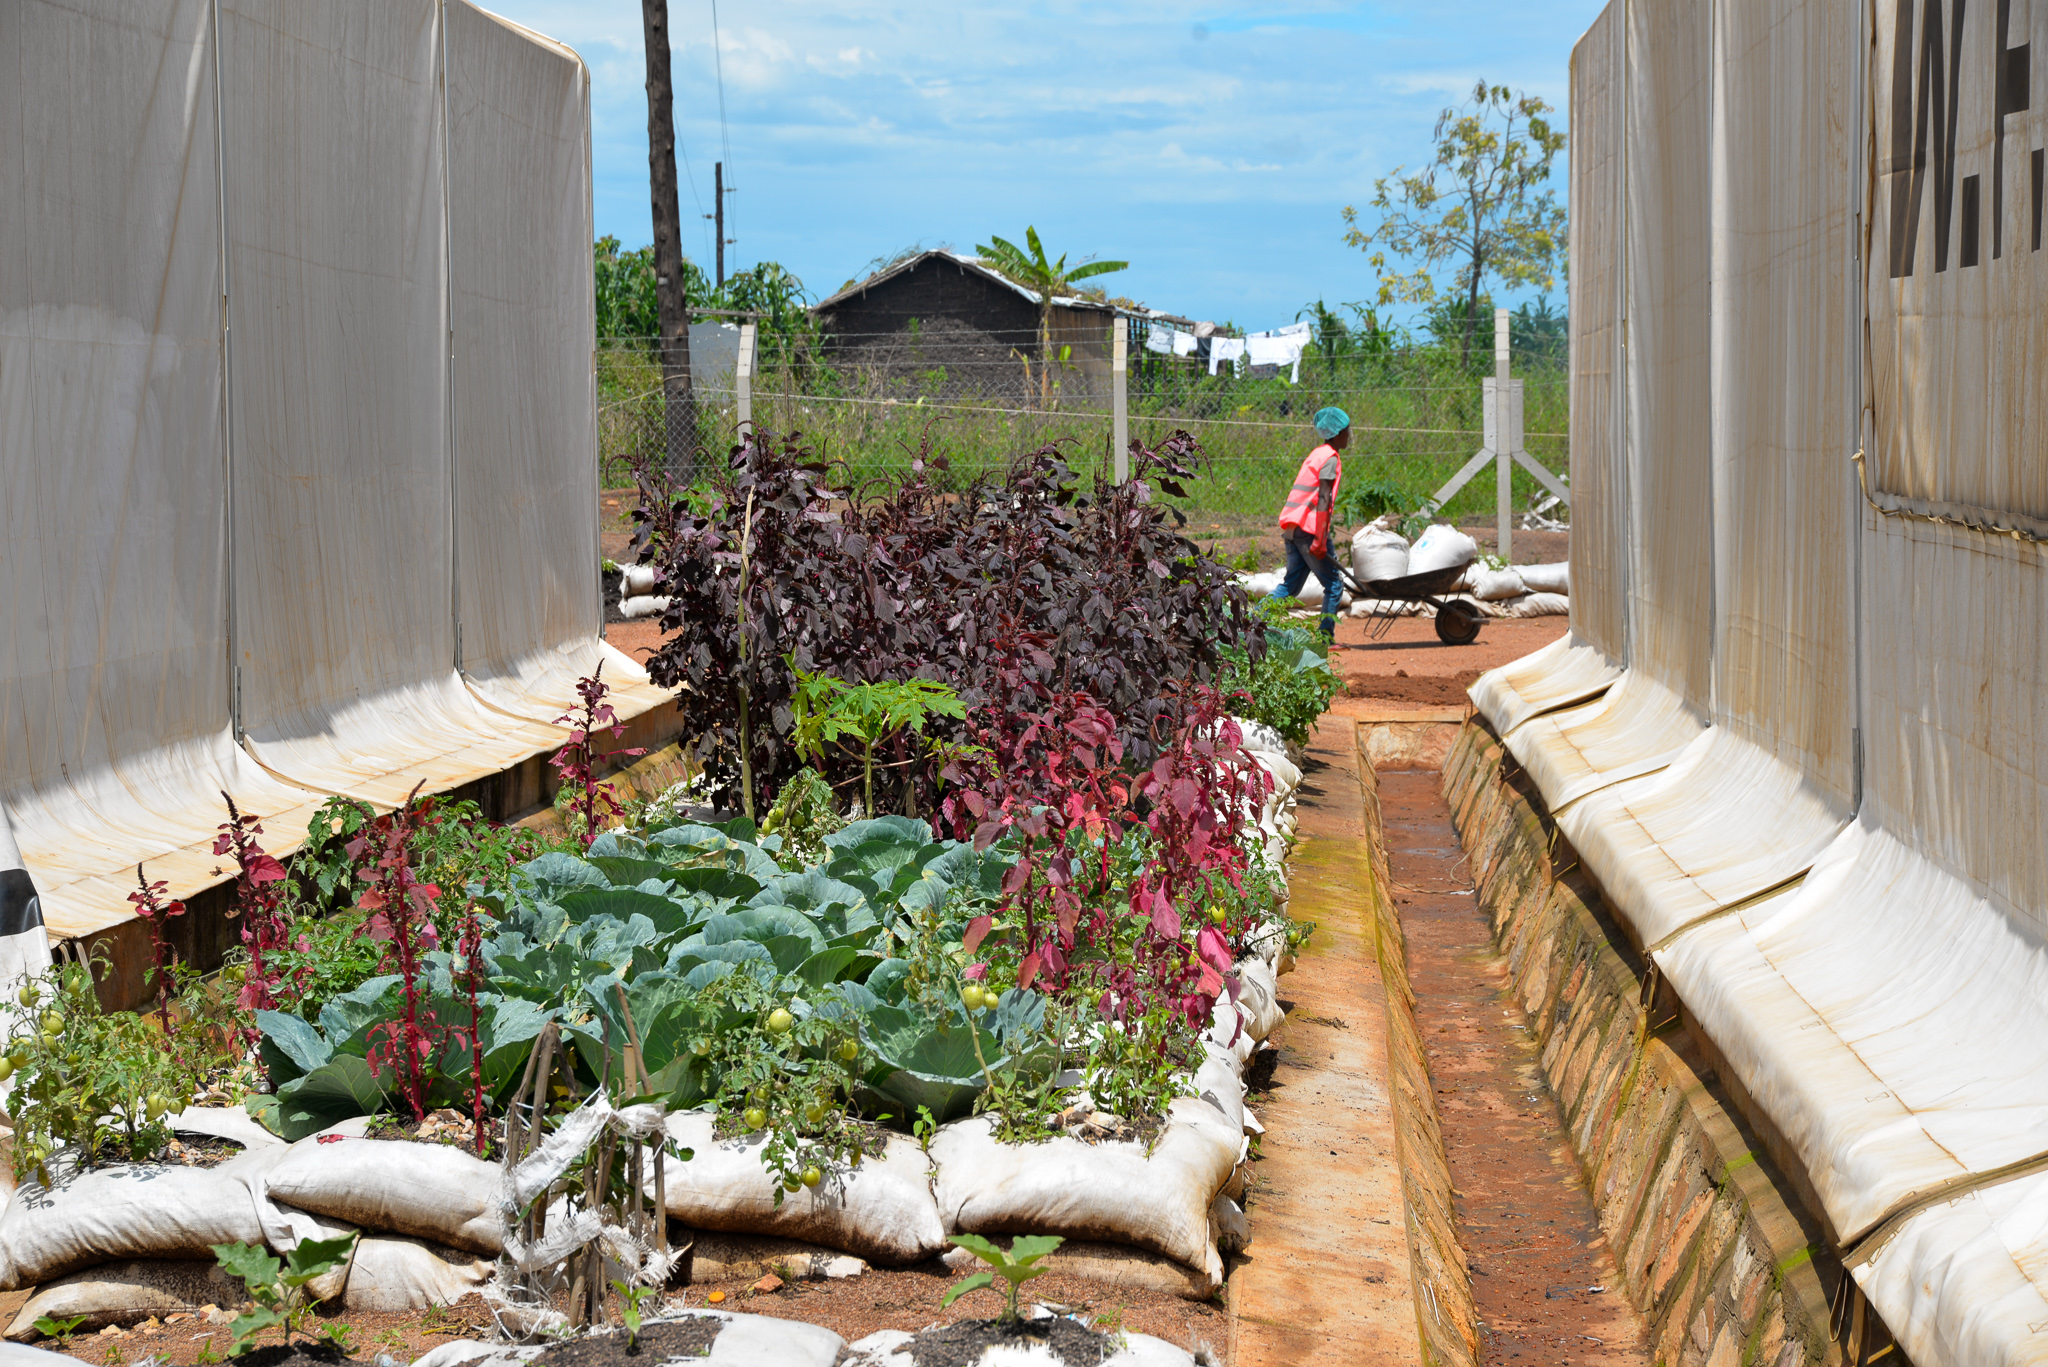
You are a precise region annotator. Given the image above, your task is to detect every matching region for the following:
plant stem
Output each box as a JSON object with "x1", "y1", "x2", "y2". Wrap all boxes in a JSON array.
[{"x1": 737, "y1": 486, "x2": 757, "y2": 825}]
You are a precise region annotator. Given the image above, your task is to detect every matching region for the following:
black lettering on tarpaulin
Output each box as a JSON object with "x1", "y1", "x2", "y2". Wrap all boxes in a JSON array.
[
  {"x1": 1993, "y1": 0, "x2": 2031, "y2": 259},
  {"x1": 2032, "y1": 147, "x2": 2043, "y2": 249},
  {"x1": 1888, "y1": 0, "x2": 1970, "y2": 278},
  {"x1": 1963, "y1": 173, "x2": 1983, "y2": 265},
  {"x1": 0, "y1": 868, "x2": 42, "y2": 939}
]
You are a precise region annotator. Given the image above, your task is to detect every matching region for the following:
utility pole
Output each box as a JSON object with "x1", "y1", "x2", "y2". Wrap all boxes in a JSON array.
[
  {"x1": 704, "y1": 162, "x2": 735, "y2": 288},
  {"x1": 641, "y1": 0, "x2": 695, "y2": 482}
]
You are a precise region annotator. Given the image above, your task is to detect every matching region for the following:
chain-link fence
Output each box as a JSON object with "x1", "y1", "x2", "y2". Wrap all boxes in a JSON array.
[{"x1": 597, "y1": 322, "x2": 1570, "y2": 533}]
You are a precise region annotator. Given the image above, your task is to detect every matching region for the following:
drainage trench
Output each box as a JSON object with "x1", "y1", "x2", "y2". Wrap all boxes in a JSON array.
[{"x1": 1375, "y1": 766, "x2": 1651, "y2": 1366}]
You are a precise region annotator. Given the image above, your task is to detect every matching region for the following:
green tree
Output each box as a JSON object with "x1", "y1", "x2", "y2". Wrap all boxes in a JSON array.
[
  {"x1": 973, "y1": 228, "x2": 1128, "y2": 399},
  {"x1": 1342, "y1": 82, "x2": 1567, "y2": 367}
]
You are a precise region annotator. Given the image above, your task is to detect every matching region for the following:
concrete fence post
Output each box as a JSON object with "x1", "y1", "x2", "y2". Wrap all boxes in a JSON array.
[
  {"x1": 1112, "y1": 315, "x2": 1129, "y2": 482},
  {"x1": 1494, "y1": 307, "x2": 1512, "y2": 564},
  {"x1": 736, "y1": 321, "x2": 756, "y2": 433}
]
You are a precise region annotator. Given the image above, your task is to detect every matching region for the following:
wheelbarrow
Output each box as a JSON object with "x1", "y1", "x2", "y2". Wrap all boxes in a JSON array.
[{"x1": 1344, "y1": 556, "x2": 1484, "y2": 645}]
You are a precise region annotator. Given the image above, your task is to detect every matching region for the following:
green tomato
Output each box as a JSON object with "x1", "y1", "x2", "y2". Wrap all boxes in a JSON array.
[
  {"x1": 1209, "y1": 905, "x2": 1228, "y2": 925},
  {"x1": 40, "y1": 1011, "x2": 63, "y2": 1033},
  {"x1": 765, "y1": 1008, "x2": 795, "y2": 1035},
  {"x1": 16, "y1": 985, "x2": 36, "y2": 1008},
  {"x1": 7, "y1": 1051, "x2": 24, "y2": 1070},
  {"x1": 692, "y1": 1039, "x2": 712, "y2": 1057},
  {"x1": 961, "y1": 985, "x2": 985, "y2": 1011},
  {"x1": 146, "y1": 1094, "x2": 168, "y2": 1120},
  {"x1": 803, "y1": 1102, "x2": 829, "y2": 1125},
  {"x1": 801, "y1": 1165, "x2": 822, "y2": 1189},
  {"x1": 837, "y1": 1040, "x2": 859, "y2": 1062},
  {"x1": 0, "y1": 1058, "x2": 15, "y2": 1083},
  {"x1": 743, "y1": 1107, "x2": 768, "y2": 1131},
  {"x1": 783, "y1": 1177, "x2": 801, "y2": 1193}
]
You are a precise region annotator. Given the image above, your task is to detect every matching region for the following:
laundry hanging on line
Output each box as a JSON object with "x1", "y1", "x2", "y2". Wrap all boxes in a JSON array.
[{"x1": 1208, "y1": 336, "x2": 1247, "y2": 376}]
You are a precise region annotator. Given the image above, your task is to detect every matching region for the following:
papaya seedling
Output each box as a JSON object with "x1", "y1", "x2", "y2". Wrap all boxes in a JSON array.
[
  {"x1": 31, "y1": 1314, "x2": 86, "y2": 1346},
  {"x1": 940, "y1": 1233, "x2": 1065, "y2": 1323},
  {"x1": 211, "y1": 1232, "x2": 359, "y2": 1356}
]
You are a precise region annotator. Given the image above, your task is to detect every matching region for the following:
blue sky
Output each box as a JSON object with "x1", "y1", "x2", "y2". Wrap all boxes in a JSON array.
[{"x1": 487, "y1": 1, "x2": 1606, "y2": 332}]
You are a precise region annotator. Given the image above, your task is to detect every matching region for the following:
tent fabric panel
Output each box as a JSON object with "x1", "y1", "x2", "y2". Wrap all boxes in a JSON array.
[
  {"x1": 1853, "y1": 1178, "x2": 2048, "y2": 1367},
  {"x1": 1623, "y1": 0, "x2": 1713, "y2": 704},
  {"x1": 1567, "y1": 8, "x2": 1629, "y2": 662},
  {"x1": 1706, "y1": 0, "x2": 1858, "y2": 804},
  {"x1": 1554, "y1": 725, "x2": 1847, "y2": 949},
  {"x1": 1466, "y1": 633, "x2": 1622, "y2": 737},
  {"x1": 1504, "y1": 669, "x2": 1705, "y2": 813}
]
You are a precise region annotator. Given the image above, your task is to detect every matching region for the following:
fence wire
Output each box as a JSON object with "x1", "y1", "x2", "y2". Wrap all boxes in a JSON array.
[{"x1": 596, "y1": 324, "x2": 1569, "y2": 530}]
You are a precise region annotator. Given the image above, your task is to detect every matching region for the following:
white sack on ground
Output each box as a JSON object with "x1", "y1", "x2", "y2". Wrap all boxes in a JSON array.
[
  {"x1": 262, "y1": 1139, "x2": 503, "y2": 1256},
  {"x1": 619, "y1": 595, "x2": 671, "y2": 620},
  {"x1": 6, "y1": 1260, "x2": 244, "y2": 1340},
  {"x1": 1407, "y1": 525, "x2": 1478, "y2": 575},
  {"x1": 1351, "y1": 526, "x2": 1410, "y2": 583},
  {"x1": 1555, "y1": 727, "x2": 1847, "y2": 948},
  {"x1": 1491, "y1": 592, "x2": 1570, "y2": 618},
  {"x1": 0, "y1": 1166, "x2": 266, "y2": 1290},
  {"x1": 684, "y1": 1234, "x2": 866, "y2": 1284},
  {"x1": 619, "y1": 564, "x2": 656, "y2": 595},
  {"x1": 845, "y1": 1324, "x2": 1199, "y2": 1366},
  {"x1": 1462, "y1": 567, "x2": 1527, "y2": 601},
  {"x1": 343, "y1": 1236, "x2": 491, "y2": 1312},
  {"x1": 168, "y1": 1107, "x2": 284, "y2": 1150},
  {"x1": 940, "y1": 1240, "x2": 1220, "y2": 1301},
  {"x1": 1655, "y1": 821, "x2": 2048, "y2": 1244},
  {"x1": 1237, "y1": 571, "x2": 1281, "y2": 598},
  {"x1": 1347, "y1": 598, "x2": 1423, "y2": 618},
  {"x1": 659, "y1": 1114, "x2": 946, "y2": 1266},
  {"x1": 1230, "y1": 718, "x2": 1288, "y2": 760},
  {"x1": 1505, "y1": 671, "x2": 1707, "y2": 812},
  {"x1": 1192, "y1": 1044, "x2": 1246, "y2": 1133},
  {"x1": 1516, "y1": 562, "x2": 1570, "y2": 594},
  {"x1": 930, "y1": 1102, "x2": 1238, "y2": 1284},
  {"x1": 1467, "y1": 634, "x2": 1622, "y2": 736},
  {"x1": 1234, "y1": 959, "x2": 1284, "y2": 1043}
]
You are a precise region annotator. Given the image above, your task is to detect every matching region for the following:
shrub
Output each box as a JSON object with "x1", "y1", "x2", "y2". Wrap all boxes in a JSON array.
[
  {"x1": 628, "y1": 428, "x2": 1262, "y2": 816},
  {"x1": 1218, "y1": 600, "x2": 1340, "y2": 747}
]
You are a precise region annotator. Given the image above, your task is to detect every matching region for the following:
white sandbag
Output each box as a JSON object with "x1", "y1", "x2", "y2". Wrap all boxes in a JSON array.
[
  {"x1": 168, "y1": 1107, "x2": 284, "y2": 1150},
  {"x1": 1249, "y1": 749, "x2": 1301, "y2": 797},
  {"x1": 1351, "y1": 525, "x2": 1411, "y2": 583},
  {"x1": 686, "y1": 1233, "x2": 866, "y2": 1284},
  {"x1": 343, "y1": 1236, "x2": 491, "y2": 1312},
  {"x1": 1348, "y1": 597, "x2": 1422, "y2": 617},
  {"x1": 1407, "y1": 524, "x2": 1478, "y2": 575},
  {"x1": 6, "y1": 1260, "x2": 243, "y2": 1340},
  {"x1": 1494, "y1": 592, "x2": 1570, "y2": 618},
  {"x1": 620, "y1": 594, "x2": 670, "y2": 620},
  {"x1": 1463, "y1": 566, "x2": 1527, "y2": 601},
  {"x1": 1231, "y1": 717, "x2": 1288, "y2": 759},
  {"x1": 685, "y1": 1310, "x2": 846, "y2": 1367},
  {"x1": 1209, "y1": 1192, "x2": 1249, "y2": 1253},
  {"x1": 929, "y1": 1101, "x2": 1239, "y2": 1282},
  {"x1": 1237, "y1": 570, "x2": 1281, "y2": 598},
  {"x1": 262, "y1": 1139, "x2": 503, "y2": 1256},
  {"x1": 845, "y1": 1322, "x2": 1198, "y2": 1366},
  {"x1": 0, "y1": 1166, "x2": 267, "y2": 1291},
  {"x1": 1192, "y1": 1044, "x2": 1245, "y2": 1132},
  {"x1": 1235, "y1": 958, "x2": 1285, "y2": 1043},
  {"x1": 0, "y1": 1344, "x2": 88, "y2": 1367},
  {"x1": 660, "y1": 1113, "x2": 946, "y2": 1266},
  {"x1": 1516, "y1": 561, "x2": 1570, "y2": 594},
  {"x1": 619, "y1": 563, "x2": 657, "y2": 595},
  {"x1": 1205, "y1": 998, "x2": 1256, "y2": 1066}
]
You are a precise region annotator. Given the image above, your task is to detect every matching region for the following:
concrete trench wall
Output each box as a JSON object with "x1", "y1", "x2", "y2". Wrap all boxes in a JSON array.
[
  {"x1": 1434, "y1": 719, "x2": 1840, "y2": 1367},
  {"x1": 1350, "y1": 729, "x2": 1483, "y2": 1367}
]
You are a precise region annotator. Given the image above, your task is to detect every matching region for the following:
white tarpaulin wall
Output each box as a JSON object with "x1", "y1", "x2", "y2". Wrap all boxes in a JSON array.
[
  {"x1": 0, "y1": 1, "x2": 658, "y2": 952},
  {"x1": 1472, "y1": 1, "x2": 2048, "y2": 1361}
]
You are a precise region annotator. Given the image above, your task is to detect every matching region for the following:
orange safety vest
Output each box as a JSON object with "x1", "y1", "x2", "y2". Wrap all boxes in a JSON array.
[{"x1": 1278, "y1": 444, "x2": 1342, "y2": 538}]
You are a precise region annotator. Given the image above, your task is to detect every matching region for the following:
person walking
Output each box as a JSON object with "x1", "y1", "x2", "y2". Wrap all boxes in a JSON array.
[{"x1": 1267, "y1": 406, "x2": 1350, "y2": 641}]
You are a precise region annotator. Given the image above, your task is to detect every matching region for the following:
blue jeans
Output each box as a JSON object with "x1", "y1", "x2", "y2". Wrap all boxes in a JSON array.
[{"x1": 1268, "y1": 527, "x2": 1345, "y2": 622}]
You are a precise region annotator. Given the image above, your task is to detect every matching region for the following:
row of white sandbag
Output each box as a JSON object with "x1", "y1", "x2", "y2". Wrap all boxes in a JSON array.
[{"x1": 1353, "y1": 523, "x2": 1569, "y2": 597}]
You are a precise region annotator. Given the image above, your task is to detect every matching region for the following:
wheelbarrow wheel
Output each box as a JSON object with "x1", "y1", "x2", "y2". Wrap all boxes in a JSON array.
[{"x1": 1435, "y1": 600, "x2": 1483, "y2": 645}]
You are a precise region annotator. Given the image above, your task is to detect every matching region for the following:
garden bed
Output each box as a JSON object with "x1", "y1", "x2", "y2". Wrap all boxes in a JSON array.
[{"x1": 4, "y1": 431, "x2": 1328, "y2": 1366}]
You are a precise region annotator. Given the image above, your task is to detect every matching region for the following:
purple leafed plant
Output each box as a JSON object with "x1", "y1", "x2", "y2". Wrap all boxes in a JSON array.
[
  {"x1": 215, "y1": 794, "x2": 290, "y2": 1037},
  {"x1": 346, "y1": 783, "x2": 444, "y2": 1125},
  {"x1": 551, "y1": 662, "x2": 646, "y2": 846},
  {"x1": 127, "y1": 865, "x2": 186, "y2": 1034}
]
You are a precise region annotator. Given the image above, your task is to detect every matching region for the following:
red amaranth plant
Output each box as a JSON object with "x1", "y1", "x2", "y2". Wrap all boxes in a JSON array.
[
  {"x1": 941, "y1": 656, "x2": 1271, "y2": 1037},
  {"x1": 216, "y1": 794, "x2": 290, "y2": 1034},
  {"x1": 552, "y1": 663, "x2": 645, "y2": 846},
  {"x1": 127, "y1": 865, "x2": 186, "y2": 1034},
  {"x1": 347, "y1": 783, "x2": 445, "y2": 1124},
  {"x1": 452, "y1": 903, "x2": 489, "y2": 1154}
]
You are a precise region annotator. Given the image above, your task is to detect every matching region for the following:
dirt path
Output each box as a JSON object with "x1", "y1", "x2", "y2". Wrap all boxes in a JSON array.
[
  {"x1": 1376, "y1": 768, "x2": 1649, "y2": 1366},
  {"x1": 1228, "y1": 721, "x2": 1419, "y2": 1366}
]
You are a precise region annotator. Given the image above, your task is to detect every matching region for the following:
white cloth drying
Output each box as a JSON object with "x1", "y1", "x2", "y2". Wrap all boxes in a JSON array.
[
  {"x1": 1208, "y1": 337, "x2": 1246, "y2": 376},
  {"x1": 1245, "y1": 333, "x2": 1308, "y2": 382},
  {"x1": 1172, "y1": 330, "x2": 1199, "y2": 357},
  {"x1": 1144, "y1": 325, "x2": 1173, "y2": 355}
]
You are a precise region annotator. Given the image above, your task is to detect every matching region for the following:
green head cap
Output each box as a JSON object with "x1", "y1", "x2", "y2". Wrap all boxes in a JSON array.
[{"x1": 1313, "y1": 406, "x2": 1351, "y2": 440}]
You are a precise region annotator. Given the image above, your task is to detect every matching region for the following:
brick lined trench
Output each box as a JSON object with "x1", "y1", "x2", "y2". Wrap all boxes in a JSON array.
[{"x1": 1376, "y1": 765, "x2": 1651, "y2": 1366}]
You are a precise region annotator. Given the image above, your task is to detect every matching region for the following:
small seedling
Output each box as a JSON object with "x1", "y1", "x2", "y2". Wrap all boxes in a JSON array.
[
  {"x1": 210, "y1": 1232, "x2": 359, "y2": 1356},
  {"x1": 941, "y1": 1233, "x2": 1065, "y2": 1324},
  {"x1": 610, "y1": 1280, "x2": 659, "y2": 1352},
  {"x1": 33, "y1": 1315, "x2": 87, "y2": 1346},
  {"x1": 913, "y1": 1104, "x2": 938, "y2": 1151}
]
